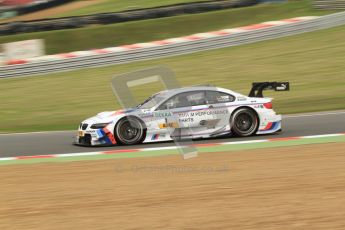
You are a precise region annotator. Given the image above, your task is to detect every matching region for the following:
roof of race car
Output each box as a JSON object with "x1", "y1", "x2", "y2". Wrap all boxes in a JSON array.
[{"x1": 157, "y1": 86, "x2": 244, "y2": 98}]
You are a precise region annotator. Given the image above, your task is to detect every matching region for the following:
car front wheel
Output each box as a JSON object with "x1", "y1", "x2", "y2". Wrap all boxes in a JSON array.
[{"x1": 115, "y1": 117, "x2": 145, "y2": 145}]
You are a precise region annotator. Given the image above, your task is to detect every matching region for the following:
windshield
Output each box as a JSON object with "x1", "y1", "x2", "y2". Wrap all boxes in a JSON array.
[{"x1": 136, "y1": 93, "x2": 166, "y2": 109}]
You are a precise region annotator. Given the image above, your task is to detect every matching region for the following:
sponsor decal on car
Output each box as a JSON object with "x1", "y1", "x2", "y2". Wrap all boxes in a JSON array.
[
  {"x1": 253, "y1": 104, "x2": 264, "y2": 109},
  {"x1": 191, "y1": 109, "x2": 228, "y2": 117},
  {"x1": 159, "y1": 122, "x2": 179, "y2": 129},
  {"x1": 179, "y1": 117, "x2": 194, "y2": 123},
  {"x1": 153, "y1": 111, "x2": 173, "y2": 117},
  {"x1": 237, "y1": 97, "x2": 247, "y2": 101},
  {"x1": 216, "y1": 95, "x2": 231, "y2": 102},
  {"x1": 102, "y1": 127, "x2": 117, "y2": 144}
]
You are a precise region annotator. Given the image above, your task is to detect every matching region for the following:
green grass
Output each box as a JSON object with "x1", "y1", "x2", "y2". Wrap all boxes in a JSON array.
[
  {"x1": 56, "y1": 0, "x2": 211, "y2": 17},
  {"x1": 0, "y1": 25, "x2": 344, "y2": 133},
  {"x1": 0, "y1": 0, "x2": 339, "y2": 54}
]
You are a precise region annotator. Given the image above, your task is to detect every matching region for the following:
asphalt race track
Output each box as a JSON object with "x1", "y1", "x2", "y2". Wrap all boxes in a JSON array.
[{"x1": 1, "y1": 111, "x2": 344, "y2": 158}]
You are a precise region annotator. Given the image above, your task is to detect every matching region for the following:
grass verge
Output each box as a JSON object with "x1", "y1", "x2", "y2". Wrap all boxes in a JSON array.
[
  {"x1": 0, "y1": 0, "x2": 339, "y2": 54},
  {"x1": 0, "y1": 25, "x2": 344, "y2": 132}
]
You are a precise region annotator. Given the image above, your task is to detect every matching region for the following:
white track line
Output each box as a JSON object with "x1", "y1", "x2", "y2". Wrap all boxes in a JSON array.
[
  {"x1": 220, "y1": 140, "x2": 268, "y2": 145},
  {"x1": 301, "y1": 133, "x2": 344, "y2": 139},
  {"x1": 0, "y1": 157, "x2": 16, "y2": 161},
  {"x1": 141, "y1": 146, "x2": 179, "y2": 151}
]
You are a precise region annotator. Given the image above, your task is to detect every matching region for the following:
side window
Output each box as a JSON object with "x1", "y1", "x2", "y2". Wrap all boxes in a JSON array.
[
  {"x1": 206, "y1": 91, "x2": 235, "y2": 104},
  {"x1": 157, "y1": 91, "x2": 206, "y2": 110}
]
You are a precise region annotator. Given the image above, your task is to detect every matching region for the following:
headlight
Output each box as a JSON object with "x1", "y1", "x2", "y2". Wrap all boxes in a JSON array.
[{"x1": 90, "y1": 123, "x2": 110, "y2": 129}]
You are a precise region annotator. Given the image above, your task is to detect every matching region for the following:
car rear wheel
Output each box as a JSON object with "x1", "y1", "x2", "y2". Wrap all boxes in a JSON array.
[
  {"x1": 115, "y1": 117, "x2": 145, "y2": 145},
  {"x1": 231, "y1": 108, "x2": 259, "y2": 137}
]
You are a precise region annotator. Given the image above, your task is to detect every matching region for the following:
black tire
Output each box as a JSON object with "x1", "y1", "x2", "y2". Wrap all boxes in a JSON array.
[
  {"x1": 115, "y1": 117, "x2": 146, "y2": 145},
  {"x1": 230, "y1": 108, "x2": 259, "y2": 137}
]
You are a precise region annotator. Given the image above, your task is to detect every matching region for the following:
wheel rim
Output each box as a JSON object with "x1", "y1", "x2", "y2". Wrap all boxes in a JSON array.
[
  {"x1": 117, "y1": 119, "x2": 143, "y2": 144},
  {"x1": 233, "y1": 111, "x2": 257, "y2": 135}
]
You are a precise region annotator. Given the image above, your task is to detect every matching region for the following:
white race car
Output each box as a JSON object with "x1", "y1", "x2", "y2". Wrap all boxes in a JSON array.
[{"x1": 76, "y1": 82, "x2": 289, "y2": 146}]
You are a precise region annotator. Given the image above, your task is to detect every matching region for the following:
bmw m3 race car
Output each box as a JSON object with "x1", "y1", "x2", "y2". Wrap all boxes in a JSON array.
[{"x1": 76, "y1": 82, "x2": 289, "y2": 146}]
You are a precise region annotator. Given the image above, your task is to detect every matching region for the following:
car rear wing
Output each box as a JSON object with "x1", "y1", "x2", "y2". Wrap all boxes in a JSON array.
[{"x1": 248, "y1": 82, "x2": 290, "y2": 98}]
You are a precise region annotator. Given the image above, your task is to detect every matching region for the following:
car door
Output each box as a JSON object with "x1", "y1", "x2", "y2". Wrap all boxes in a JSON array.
[
  {"x1": 203, "y1": 90, "x2": 236, "y2": 134},
  {"x1": 154, "y1": 91, "x2": 209, "y2": 138}
]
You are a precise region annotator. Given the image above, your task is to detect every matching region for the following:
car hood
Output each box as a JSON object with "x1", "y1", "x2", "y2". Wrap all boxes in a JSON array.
[{"x1": 82, "y1": 108, "x2": 142, "y2": 125}]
